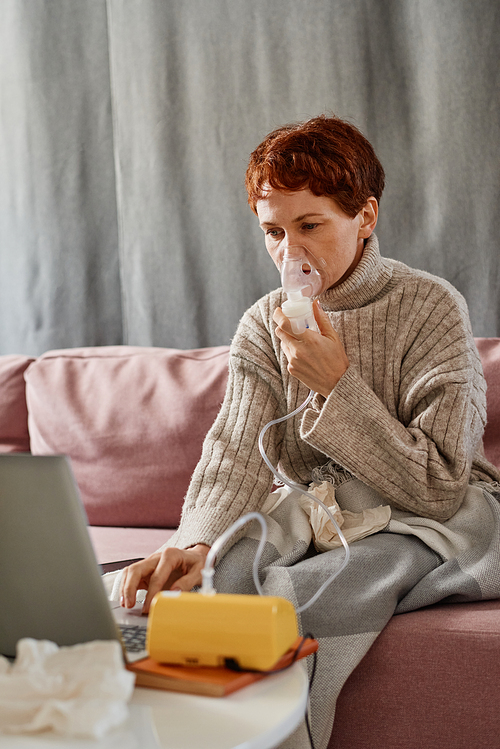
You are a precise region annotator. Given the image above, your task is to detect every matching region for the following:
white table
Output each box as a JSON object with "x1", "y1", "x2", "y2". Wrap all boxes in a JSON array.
[{"x1": 1, "y1": 662, "x2": 309, "y2": 749}]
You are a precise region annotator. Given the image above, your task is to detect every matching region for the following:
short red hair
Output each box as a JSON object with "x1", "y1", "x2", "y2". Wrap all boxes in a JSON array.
[{"x1": 245, "y1": 114, "x2": 385, "y2": 218}]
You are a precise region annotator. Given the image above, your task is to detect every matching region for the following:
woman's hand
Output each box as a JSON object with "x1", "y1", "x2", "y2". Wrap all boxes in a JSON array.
[
  {"x1": 273, "y1": 300, "x2": 349, "y2": 397},
  {"x1": 120, "y1": 543, "x2": 211, "y2": 614}
]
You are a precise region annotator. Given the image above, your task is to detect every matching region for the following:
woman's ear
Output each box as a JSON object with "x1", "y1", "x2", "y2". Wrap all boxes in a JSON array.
[{"x1": 358, "y1": 197, "x2": 378, "y2": 239}]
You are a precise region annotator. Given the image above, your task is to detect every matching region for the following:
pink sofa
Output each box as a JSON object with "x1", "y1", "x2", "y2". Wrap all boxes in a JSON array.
[{"x1": 1, "y1": 339, "x2": 500, "y2": 748}]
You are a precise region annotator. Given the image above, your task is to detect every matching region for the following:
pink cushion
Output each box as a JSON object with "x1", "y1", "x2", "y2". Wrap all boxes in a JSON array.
[
  {"x1": 0, "y1": 355, "x2": 34, "y2": 453},
  {"x1": 330, "y1": 600, "x2": 500, "y2": 749},
  {"x1": 25, "y1": 346, "x2": 229, "y2": 527},
  {"x1": 475, "y1": 337, "x2": 500, "y2": 469}
]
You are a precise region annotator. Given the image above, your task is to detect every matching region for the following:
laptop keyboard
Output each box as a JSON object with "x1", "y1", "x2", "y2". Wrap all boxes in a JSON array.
[{"x1": 119, "y1": 624, "x2": 147, "y2": 653}]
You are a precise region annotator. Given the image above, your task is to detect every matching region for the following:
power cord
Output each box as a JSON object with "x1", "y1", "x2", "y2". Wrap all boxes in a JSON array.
[
  {"x1": 223, "y1": 633, "x2": 313, "y2": 675},
  {"x1": 304, "y1": 638, "x2": 318, "y2": 749},
  {"x1": 224, "y1": 632, "x2": 318, "y2": 749}
]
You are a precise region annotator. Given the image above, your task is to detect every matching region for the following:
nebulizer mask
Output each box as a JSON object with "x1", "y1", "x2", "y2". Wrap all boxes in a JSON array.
[{"x1": 279, "y1": 246, "x2": 323, "y2": 334}]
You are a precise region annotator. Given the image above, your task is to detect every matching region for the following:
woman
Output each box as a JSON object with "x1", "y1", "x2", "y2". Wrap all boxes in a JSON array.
[{"x1": 118, "y1": 115, "x2": 500, "y2": 748}]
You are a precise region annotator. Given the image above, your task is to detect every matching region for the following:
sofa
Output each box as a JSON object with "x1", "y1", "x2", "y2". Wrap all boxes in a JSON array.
[{"x1": 1, "y1": 339, "x2": 500, "y2": 749}]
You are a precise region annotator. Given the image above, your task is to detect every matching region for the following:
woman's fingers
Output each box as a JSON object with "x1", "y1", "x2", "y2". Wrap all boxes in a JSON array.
[
  {"x1": 273, "y1": 307, "x2": 300, "y2": 340},
  {"x1": 120, "y1": 550, "x2": 181, "y2": 610},
  {"x1": 312, "y1": 300, "x2": 335, "y2": 337},
  {"x1": 120, "y1": 553, "x2": 161, "y2": 608},
  {"x1": 272, "y1": 301, "x2": 349, "y2": 396},
  {"x1": 141, "y1": 549, "x2": 192, "y2": 612},
  {"x1": 120, "y1": 546, "x2": 211, "y2": 614}
]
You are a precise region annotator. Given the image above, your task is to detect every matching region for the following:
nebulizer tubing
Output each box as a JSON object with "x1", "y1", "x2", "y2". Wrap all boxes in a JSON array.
[
  {"x1": 200, "y1": 246, "x2": 350, "y2": 613},
  {"x1": 200, "y1": 395, "x2": 351, "y2": 613},
  {"x1": 257, "y1": 397, "x2": 351, "y2": 613}
]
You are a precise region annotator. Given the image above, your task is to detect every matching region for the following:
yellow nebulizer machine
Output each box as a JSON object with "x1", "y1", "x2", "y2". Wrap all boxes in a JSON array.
[
  {"x1": 147, "y1": 590, "x2": 298, "y2": 671},
  {"x1": 145, "y1": 513, "x2": 299, "y2": 671},
  {"x1": 145, "y1": 245, "x2": 350, "y2": 671}
]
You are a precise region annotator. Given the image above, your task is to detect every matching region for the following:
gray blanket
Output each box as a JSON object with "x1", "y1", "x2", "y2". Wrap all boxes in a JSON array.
[{"x1": 212, "y1": 477, "x2": 500, "y2": 749}]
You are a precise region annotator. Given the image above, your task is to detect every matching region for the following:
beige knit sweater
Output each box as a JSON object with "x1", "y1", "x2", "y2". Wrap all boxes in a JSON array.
[{"x1": 166, "y1": 234, "x2": 499, "y2": 552}]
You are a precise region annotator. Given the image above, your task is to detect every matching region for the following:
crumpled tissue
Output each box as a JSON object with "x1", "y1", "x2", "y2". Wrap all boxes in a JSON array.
[
  {"x1": 0, "y1": 638, "x2": 135, "y2": 739},
  {"x1": 299, "y1": 481, "x2": 391, "y2": 551}
]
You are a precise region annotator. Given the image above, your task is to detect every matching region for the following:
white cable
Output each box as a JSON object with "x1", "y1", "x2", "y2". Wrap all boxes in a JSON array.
[
  {"x1": 201, "y1": 512, "x2": 268, "y2": 596},
  {"x1": 258, "y1": 389, "x2": 315, "y2": 490},
  {"x1": 258, "y1": 390, "x2": 350, "y2": 613},
  {"x1": 201, "y1": 391, "x2": 351, "y2": 613}
]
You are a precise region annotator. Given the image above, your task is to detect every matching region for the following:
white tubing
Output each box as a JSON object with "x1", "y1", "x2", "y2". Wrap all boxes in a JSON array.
[
  {"x1": 258, "y1": 390, "x2": 350, "y2": 613},
  {"x1": 201, "y1": 512, "x2": 268, "y2": 596},
  {"x1": 201, "y1": 390, "x2": 351, "y2": 613}
]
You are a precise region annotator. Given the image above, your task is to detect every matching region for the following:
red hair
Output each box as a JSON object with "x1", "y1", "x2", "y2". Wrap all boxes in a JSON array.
[{"x1": 245, "y1": 114, "x2": 385, "y2": 218}]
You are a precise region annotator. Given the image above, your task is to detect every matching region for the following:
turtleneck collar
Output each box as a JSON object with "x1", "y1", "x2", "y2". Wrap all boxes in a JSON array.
[{"x1": 317, "y1": 233, "x2": 393, "y2": 311}]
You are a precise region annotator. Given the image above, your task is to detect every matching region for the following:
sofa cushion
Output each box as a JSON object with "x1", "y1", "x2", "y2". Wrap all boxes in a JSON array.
[
  {"x1": 330, "y1": 600, "x2": 500, "y2": 749},
  {"x1": 475, "y1": 337, "x2": 500, "y2": 469},
  {"x1": 0, "y1": 355, "x2": 34, "y2": 453},
  {"x1": 25, "y1": 346, "x2": 230, "y2": 527}
]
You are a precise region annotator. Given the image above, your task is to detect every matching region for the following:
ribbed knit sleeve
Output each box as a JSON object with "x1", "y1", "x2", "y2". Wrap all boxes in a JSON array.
[
  {"x1": 164, "y1": 365, "x2": 278, "y2": 549},
  {"x1": 162, "y1": 293, "x2": 324, "y2": 551},
  {"x1": 301, "y1": 277, "x2": 490, "y2": 521}
]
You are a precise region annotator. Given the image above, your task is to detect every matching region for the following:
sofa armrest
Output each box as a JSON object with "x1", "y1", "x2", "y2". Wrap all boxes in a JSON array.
[{"x1": 0, "y1": 355, "x2": 34, "y2": 453}]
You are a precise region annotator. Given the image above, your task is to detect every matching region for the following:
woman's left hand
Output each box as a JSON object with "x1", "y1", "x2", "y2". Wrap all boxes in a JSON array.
[{"x1": 273, "y1": 300, "x2": 349, "y2": 397}]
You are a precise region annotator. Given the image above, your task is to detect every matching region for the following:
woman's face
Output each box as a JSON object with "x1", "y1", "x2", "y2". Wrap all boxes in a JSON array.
[{"x1": 256, "y1": 187, "x2": 377, "y2": 293}]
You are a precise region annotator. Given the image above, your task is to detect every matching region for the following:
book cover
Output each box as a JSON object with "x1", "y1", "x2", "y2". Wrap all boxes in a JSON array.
[{"x1": 128, "y1": 637, "x2": 318, "y2": 697}]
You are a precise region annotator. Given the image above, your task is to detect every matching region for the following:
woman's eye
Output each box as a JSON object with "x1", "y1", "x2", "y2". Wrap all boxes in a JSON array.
[
  {"x1": 303, "y1": 223, "x2": 318, "y2": 231},
  {"x1": 266, "y1": 229, "x2": 282, "y2": 237}
]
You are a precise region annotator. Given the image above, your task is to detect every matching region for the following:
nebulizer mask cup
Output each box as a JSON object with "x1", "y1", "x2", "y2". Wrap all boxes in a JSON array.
[{"x1": 280, "y1": 246, "x2": 323, "y2": 334}]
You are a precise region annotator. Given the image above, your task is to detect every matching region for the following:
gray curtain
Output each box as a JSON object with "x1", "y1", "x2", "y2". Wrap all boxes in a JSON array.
[{"x1": 1, "y1": 0, "x2": 499, "y2": 356}]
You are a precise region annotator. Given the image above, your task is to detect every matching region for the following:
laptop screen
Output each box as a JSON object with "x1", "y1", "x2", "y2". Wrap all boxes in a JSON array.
[{"x1": 0, "y1": 454, "x2": 119, "y2": 658}]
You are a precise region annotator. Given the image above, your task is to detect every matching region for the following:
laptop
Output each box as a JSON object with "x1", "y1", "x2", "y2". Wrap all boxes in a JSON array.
[{"x1": 0, "y1": 453, "x2": 148, "y2": 662}]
